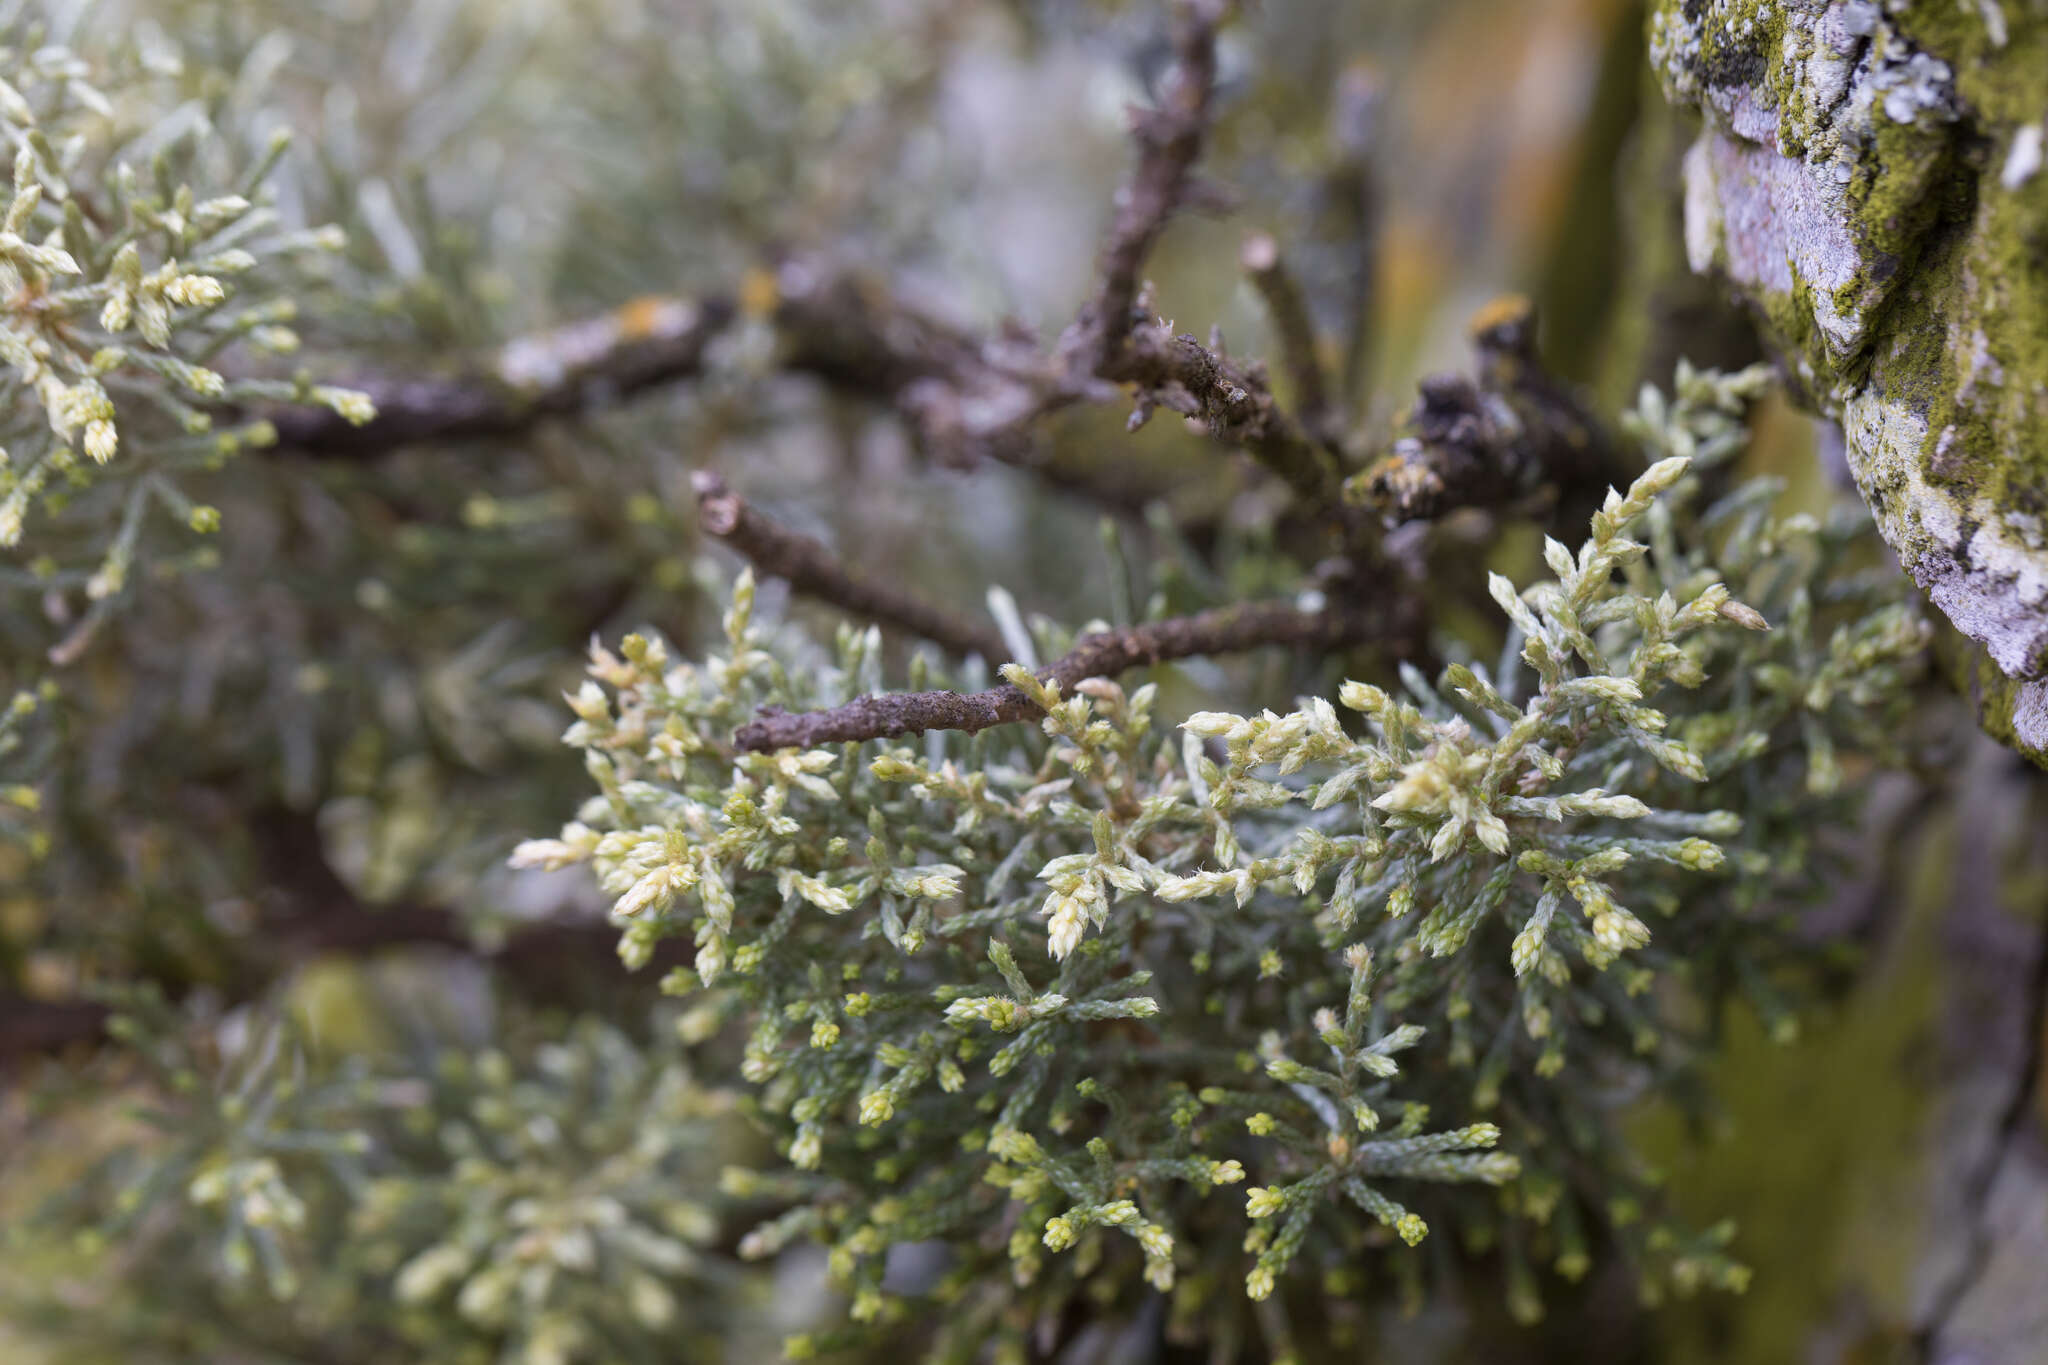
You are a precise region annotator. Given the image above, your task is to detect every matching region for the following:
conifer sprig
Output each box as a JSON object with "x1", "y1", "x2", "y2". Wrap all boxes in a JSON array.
[{"x1": 519, "y1": 368, "x2": 1928, "y2": 1347}]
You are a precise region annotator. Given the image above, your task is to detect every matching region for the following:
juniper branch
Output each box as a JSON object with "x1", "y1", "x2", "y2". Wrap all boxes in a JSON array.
[
  {"x1": 692, "y1": 471, "x2": 1006, "y2": 660},
  {"x1": 732, "y1": 596, "x2": 1398, "y2": 752}
]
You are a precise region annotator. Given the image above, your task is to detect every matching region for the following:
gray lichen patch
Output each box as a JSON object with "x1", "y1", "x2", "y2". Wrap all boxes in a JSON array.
[
  {"x1": 1653, "y1": 0, "x2": 2048, "y2": 747},
  {"x1": 1843, "y1": 382, "x2": 2048, "y2": 680},
  {"x1": 1658, "y1": 0, "x2": 1965, "y2": 365},
  {"x1": 1680, "y1": 132, "x2": 1873, "y2": 358}
]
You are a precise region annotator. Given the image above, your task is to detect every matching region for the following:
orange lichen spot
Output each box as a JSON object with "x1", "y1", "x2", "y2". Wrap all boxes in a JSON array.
[
  {"x1": 1468, "y1": 293, "x2": 1534, "y2": 340},
  {"x1": 616, "y1": 294, "x2": 675, "y2": 341},
  {"x1": 739, "y1": 266, "x2": 780, "y2": 320}
]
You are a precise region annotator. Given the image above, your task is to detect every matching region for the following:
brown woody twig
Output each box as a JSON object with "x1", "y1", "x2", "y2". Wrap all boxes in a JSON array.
[
  {"x1": 1111, "y1": 322, "x2": 1342, "y2": 511},
  {"x1": 265, "y1": 295, "x2": 737, "y2": 456},
  {"x1": 1060, "y1": 0, "x2": 1231, "y2": 377},
  {"x1": 693, "y1": 471, "x2": 1006, "y2": 661},
  {"x1": 733, "y1": 596, "x2": 1399, "y2": 751},
  {"x1": 1241, "y1": 231, "x2": 1335, "y2": 444}
]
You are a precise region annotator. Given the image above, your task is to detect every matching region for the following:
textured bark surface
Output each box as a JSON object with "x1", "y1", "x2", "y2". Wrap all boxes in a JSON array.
[
  {"x1": 1650, "y1": 0, "x2": 2048, "y2": 764},
  {"x1": 1651, "y1": 11, "x2": 2048, "y2": 1360},
  {"x1": 1908, "y1": 741, "x2": 2048, "y2": 1365}
]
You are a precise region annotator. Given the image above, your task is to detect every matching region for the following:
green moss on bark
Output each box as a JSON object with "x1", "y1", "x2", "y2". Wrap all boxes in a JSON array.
[{"x1": 1654, "y1": 0, "x2": 2048, "y2": 755}]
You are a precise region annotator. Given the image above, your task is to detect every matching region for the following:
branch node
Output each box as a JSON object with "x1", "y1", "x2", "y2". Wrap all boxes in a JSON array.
[{"x1": 1349, "y1": 297, "x2": 1621, "y2": 525}]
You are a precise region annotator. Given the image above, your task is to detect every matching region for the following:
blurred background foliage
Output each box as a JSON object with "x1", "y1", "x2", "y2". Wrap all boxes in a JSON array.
[{"x1": 0, "y1": 0, "x2": 2039, "y2": 1362}]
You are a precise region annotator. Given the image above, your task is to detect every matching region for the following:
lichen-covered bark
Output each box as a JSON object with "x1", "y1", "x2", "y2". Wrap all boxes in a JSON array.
[{"x1": 1651, "y1": 0, "x2": 2048, "y2": 764}]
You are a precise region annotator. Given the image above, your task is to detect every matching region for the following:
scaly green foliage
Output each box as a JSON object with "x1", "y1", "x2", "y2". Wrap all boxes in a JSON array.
[
  {"x1": 0, "y1": 13, "x2": 368, "y2": 865},
  {"x1": 9, "y1": 984, "x2": 756, "y2": 1364},
  {"x1": 519, "y1": 367, "x2": 1927, "y2": 1356},
  {"x1": 0, "y1": 17, "x2": 366, "y2": 573}
]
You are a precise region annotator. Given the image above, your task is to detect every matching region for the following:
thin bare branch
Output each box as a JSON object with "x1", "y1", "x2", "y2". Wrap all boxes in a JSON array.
[
  {"x1": 1241, "y1": 231, "x2": 1334, "y2": 443},
  {"x1": 733, "y1": 596, "x2": 1402, "y2": 752},
  {"x1": 1058, "y1": 0, "x2": 1230, "y2": 377},
  {"x1": 692, "y1": 471, "x2": 1005, "y2": 660},
  {"x1": 1324, "y1": 62, "x2": 1386, "y2": 411}
]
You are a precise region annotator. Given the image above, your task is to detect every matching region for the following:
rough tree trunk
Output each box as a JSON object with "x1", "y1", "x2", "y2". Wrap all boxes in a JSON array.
[
  {"x1": 1645, "y1": 8, "x2": 2047, "y2": 1364},
  {"x1": 1649, "y1": 0, "x2": 2048, "y2": 767}
]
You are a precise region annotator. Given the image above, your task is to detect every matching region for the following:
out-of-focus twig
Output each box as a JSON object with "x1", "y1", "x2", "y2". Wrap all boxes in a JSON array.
[
  {"x1": 692, "y1": 471, "x2": 1005, "y2": 661},
  {"x1": 0, "y1": 806, "x2": 677, "y2": 1065},
  {"x1": 1241, "y1": 230, "x2": 1335, "y2": 446},
  {"x1": 767, "y1": 266, "x2": 1066, "y2": 470},
  {"x1": 265, "y1": 295, "x2": 737, "y2": 455},
  {"x1": 0, "y1": 997, "x2": 113, "y2": 1060},
  {"x1": 1324, "y1": 62, "x2": 1385, "y2": 412}
]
